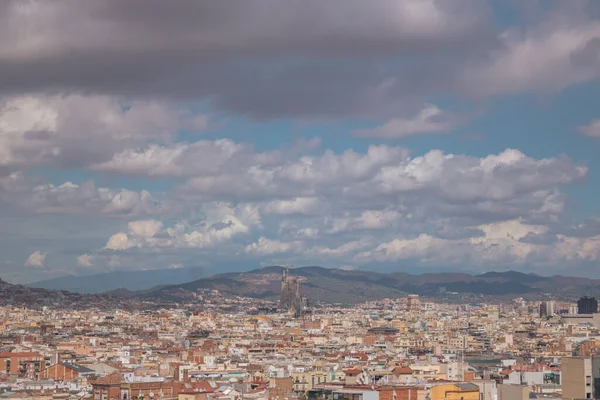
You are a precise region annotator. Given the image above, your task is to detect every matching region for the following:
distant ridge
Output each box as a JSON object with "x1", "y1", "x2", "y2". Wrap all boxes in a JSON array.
[
  {"x1": 0, "y1": 277, "x2": 112, "y2": 308},
  {"x1": 24, "y1": 265, "x2": 600, "y2": 304},
  {"x1": 27, "y1": 266, "x2": 205, "y2": 294},
  {"x1": 143, "y1": 266, "x2": 600, "y2": 304}
]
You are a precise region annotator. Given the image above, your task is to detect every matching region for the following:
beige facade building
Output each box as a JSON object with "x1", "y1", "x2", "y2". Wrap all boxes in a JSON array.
[
  {"x1": 497, "y1": 384, "x2": 529, "y2": 400},
  {"x1": 561, "y1": 357, "x2": 593, "y2": 400}
]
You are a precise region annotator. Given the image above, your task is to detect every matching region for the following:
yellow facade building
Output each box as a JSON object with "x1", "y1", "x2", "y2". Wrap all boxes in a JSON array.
[{"x1": 430, "y1": 383, "x2": 480, "y2": 400}]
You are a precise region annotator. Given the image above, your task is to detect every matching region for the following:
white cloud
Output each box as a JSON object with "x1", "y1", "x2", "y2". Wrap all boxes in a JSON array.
[
  {"x1": 554, "y1": 234, "x2": 600, "y2": 262},
  {"x1": 278, "y1": 145, "x2": 411, "y2": 185},
  {"x1": 297, "y1": 228, "x2": 319, "y2": 239},
  {"x1": 105, "y1": 232, "x2": 137, "y2": 251},
  {"x1": 244, "y1": 237, "x2": 367, "y2": 259},
  {"x1": 90, "y1": 139, "x2": 252, "y2": 178},
  {"x1": 277, "y1": 221, "x2": 320, "y2": 240},
  {"x1": 463, "y1": 19, "x2": 600, "y2": 95},
  {"x1": 174, "y1": 144, "x2": 586, "y2": 221},
  {"x1": 25, "y1": 251, "x2": 46, "y2": 268},
  {"x1": 91, "y1": 144, "x2": 188, "y2": 177},
  {"x1": 263, "y1": 197, "x2": 320, "y2": 216},
  {"x1": 356, "y1": 218, "x2": 600, "y2": 267},
  {"x1": 76, "y1": 254, "x2": 93, "y2": 267},
  {"x1": 327, "y1": 210, "x2": 400, "y2": 234},
  {"x1": 180, "y1": 144, "x2": 411, "y2": 199},
  {"x1": 311, "y1": 240, "x2": 368, "y2": 258},
  {"x1": 357, "y1": 233, "x2": 450, "y2": 262},
  {"x1": 0, "y1": 121, "x2": 594, "y2": 276},
  {"x1": 86, "y1": 143, "x2": 590, "y2": 272},
  {"x1": 22, "y1": 181, "x2": 163, "y2": 216},
  {"x1": 172, "y1": 203, "x2": 261, "y2": 249},
  {"x1": 0, "y1": 94, "x2": 208, "y2": 169},
  {"x1": 579, "y1": 120, "x2": 600, "y2": 138},
  {"x1": 353, "y1": 104, "x2": 459, "y2": 139},
  {"x1": 127, "y1": 220, "x2": 163, "y2": 238},
  {"x1": 373, "y1": 149, "x2": 587, "y2": 203},
  {"x1": 245, "y1": 237, "x2": 302, "y2": 256},
  {"x1": 105, "y1": 203, "x2": 261, "y2": 251},
  {"x1": 177, "y1": 218, "x2": 250, "y2": 248}
]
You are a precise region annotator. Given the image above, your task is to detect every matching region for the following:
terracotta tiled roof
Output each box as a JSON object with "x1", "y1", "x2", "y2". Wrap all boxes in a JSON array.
[
  {"x1": 392, "y1": 366, "x2": 413, "y2": 374},
  {"x1": 192, "y1": 381, "x2": 216, "y2": 393},
  {"x1": 93, "y1": 372, "x2": 123, "y2": 385},
  {"x1": 0, "y1": 352, "x2": 41, "y2": 358},
  {"x1": 344, "y1": 368, "x2": 362, "y2": 375}
]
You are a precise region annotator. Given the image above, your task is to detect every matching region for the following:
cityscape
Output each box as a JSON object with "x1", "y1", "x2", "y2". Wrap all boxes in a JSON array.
[
  {"x1": 3, "y1": 1, "x2": 600, "y2": 400},
  {"x1": 3, "y1": 266, "x2": 600, "y2": 400}
]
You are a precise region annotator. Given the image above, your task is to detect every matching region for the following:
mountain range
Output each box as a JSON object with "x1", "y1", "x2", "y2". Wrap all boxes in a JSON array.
[
  {"x1": 28, "y1": 266, "x2": 205, "y2": 293},
  {"x1": 0, "y1": 277, "x2": 128, "y2": 309},
  {"x1": 142, "y1": 266, "x2": 600, "y2": 304},
  {"x1": 19, "y1": 266, "x2": 600, "y2": 305}
]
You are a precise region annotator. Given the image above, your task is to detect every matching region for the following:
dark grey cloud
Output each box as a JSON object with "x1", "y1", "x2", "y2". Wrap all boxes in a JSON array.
[
  {"x1": 0, "y1": 0, "x2": 496, "y2": 118},
  {"x1": 2, "y1": 1, "x2": 599, "y2": 118},
  {"x1": 561, "y1": 218, "x2": 600, "y2": 238},
  {"x1": 571, "y1": 38, "x2": 600, "y2": 68},
  {"x1": 427, "y1": 225, "x2": 486, "y2": 240},
  {"x1": 519, "y1": 232, "x2": 559, "y2": 245}
]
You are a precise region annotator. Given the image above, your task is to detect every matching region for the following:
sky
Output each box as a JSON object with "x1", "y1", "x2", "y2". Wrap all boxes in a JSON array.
[{"x1": 2, "y1": 0, "x2": 600, "y2": 283}]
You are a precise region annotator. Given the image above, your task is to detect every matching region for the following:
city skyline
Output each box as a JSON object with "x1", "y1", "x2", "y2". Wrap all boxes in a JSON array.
[
  {"x1": 0, "y1": 284, "x2": 596, "y2": 400},
  {"x1": 4, "y1": 3, "x2": 600, "y2": 400},
  {"x1": 2, "y1": 1, "x2": 600, "y2": 283}
]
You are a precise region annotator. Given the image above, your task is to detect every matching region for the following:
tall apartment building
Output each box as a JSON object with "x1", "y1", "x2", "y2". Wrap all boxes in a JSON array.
[
  {"x1": 592, "y1": 355, "x2": 600, "y2": 399},
  {"x1": 578, "y1": 297, "x2": 598, "y2": 314},
  {"x1": 569, "y1": 305, "x2": 579, "y2": 315},
  {"x1": 561, "y1": 357, "x2": 593, "y2": 400},
  {"x1": 406, "y1": 295, "x2": 420, "y2": 313},
  {"x1": 487, "y1": 305, "x2": 499, "y2": 320},
  {"x1": 0, "y1": 352, "x2": 45, "y2": 378},
  {"x1": 539, "y1": 301, "x2": 555, "y2": 318}
]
